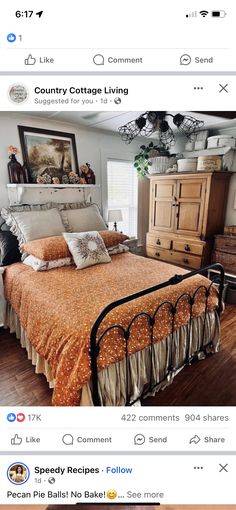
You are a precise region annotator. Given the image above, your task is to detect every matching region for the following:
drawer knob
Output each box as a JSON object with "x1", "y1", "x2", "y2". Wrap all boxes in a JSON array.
[
  {"x1": 184, "y1": 244, "x2": 191, "y2": 252},
  {"x1": 155, "y1": 252, "x2": 160, "y2": 257},
  {"x1": 183, "y1": 258, "x2": 189, "y2": 264},
  {"x1": 156, "y1": 239, "x2": 161, "y2": 245}
]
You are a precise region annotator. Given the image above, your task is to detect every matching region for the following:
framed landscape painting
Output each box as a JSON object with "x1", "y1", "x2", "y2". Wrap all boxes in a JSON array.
[{"x1": 18, "y1": 125, "x2": 79, "y2": 183}]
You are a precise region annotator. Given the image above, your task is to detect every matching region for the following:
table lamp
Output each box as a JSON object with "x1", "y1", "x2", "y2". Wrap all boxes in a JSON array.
[{"x1": 108, "y1": 209, "x2": 123, "y2": 231}]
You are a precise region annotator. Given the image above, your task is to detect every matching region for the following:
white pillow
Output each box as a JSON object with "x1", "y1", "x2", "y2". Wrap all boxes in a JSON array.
[
  {"x1": 60, "y1": 204, "x2": 107, "y2": 233},
  {"x1": 1, "y1": 208, "x2": 65, "y2": 246},
  {"x1": 63, "y1": 231, "x2": 111, "y2": 269},
  {"x1": 23, "y1": 254, "x2": 72, "y2": 271},
  {"x1": 108, "y1": 243, "x2": 129, "y2": 255}
]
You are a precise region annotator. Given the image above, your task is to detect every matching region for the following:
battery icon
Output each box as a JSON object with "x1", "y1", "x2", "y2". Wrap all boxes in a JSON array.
[{"x1": 211, "y1": 10, "x2": 227, "y2": 17}]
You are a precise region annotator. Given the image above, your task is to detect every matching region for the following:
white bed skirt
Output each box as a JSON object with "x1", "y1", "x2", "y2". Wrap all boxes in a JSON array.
[{"x1": 4, "y1": 304, "x2": 220, "y2": 406}]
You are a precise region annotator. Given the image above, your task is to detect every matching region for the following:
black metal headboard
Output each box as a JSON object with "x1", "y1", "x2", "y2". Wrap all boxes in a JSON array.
[{"x1": 0, "y1": 217, "x2": 8, "y2": 231}]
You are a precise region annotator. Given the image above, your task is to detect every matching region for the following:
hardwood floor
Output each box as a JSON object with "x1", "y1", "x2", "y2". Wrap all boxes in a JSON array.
[
  {"x1": 0, "y1": 305, "x2": 235, "y2": 406},
  {"x1": 0, "y1": 329, "x2": 52, "y2": 406}
]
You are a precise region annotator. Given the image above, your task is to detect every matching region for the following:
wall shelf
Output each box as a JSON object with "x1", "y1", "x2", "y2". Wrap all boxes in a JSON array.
[
  {"x1": 7, "y1": 183, "x2": 100, "y2": 189},
  {"x1": 6, "y1": 183, "x2": 100, "y2": 205},
  {"x1": 182, "y1": 146, "x2": 236, "y2": 158}
]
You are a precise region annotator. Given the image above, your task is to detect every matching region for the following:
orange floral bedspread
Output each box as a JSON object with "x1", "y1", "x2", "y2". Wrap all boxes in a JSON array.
[{"x1": 3, "y1": 253, "x2": 218, "y2": 405}]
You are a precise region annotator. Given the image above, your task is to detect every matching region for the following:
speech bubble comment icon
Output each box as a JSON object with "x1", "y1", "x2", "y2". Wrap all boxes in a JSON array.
[
  {"x1": 93, "y1": 54, "x2": 105, "y2": 65},
  {"x1": 62, "y1": 434, "x2": 74, "y2": 445}
]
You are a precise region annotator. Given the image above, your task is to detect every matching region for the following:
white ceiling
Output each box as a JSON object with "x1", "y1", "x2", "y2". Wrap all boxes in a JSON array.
[{"x1": 24, "y1": 111, "x2": 236, "y2": 135}]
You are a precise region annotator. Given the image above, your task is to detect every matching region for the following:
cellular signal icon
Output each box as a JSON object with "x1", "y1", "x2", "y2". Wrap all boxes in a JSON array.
[
  {"x1": 199, "y1": 10, "x2": 209, "y2": 17},
  {"x1": 186, "y1": 11, "x2": 197, "y2": 18}
]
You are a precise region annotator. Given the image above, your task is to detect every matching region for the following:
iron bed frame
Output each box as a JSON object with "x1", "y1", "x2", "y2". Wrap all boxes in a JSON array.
[
  {"x1": 0, "y1": 216, "x2": 225, "y2": 406},
  {"x1": 89, "y1": 263, "x2": 224, "y2": 406}
]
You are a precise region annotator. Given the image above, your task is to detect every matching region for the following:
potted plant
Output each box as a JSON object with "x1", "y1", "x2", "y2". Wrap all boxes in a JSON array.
[{"x1": 134, "y1": 142, "x2": 176, "y2": 177}]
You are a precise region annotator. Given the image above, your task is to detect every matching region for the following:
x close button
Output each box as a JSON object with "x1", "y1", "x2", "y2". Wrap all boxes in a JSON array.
[
  {"x1": 219, "y1": 83, "x2": 228, "y2": 93},
  {"x1": 219, "y1": 463, "x2": 228, "y2": 472}
]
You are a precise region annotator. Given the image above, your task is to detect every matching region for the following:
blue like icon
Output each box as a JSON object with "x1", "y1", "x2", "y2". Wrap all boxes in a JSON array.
[
  {"x1": 7, "y1": 413, "x2": 16, "y2": 422},
  {"x1": 7, "y1": 33, "x2": 16, "y2": 43}
]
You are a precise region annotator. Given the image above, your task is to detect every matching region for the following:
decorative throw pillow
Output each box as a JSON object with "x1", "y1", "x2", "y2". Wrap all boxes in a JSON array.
[
  {"x1": 0, "y1": 231, "x2": 21, "y2": 266},
  {"x1": 22, "y1": 231, "x2": 129, "y2": 261},
  {"x1": 1, "y1": 202, "x2": 54, "y2": 214},
  {"x1": 23, "y1": 255, "x2": 72, "y2": 272},
  {"x1": 1, "y1": 208, "x2": 65, "y2": 249},
  {"x1": 60, "y1": 204, "x2": 107, "y2": 233},
  {"x1": 63, "y1": 231, "x2": 111, "y2": 269},
  {"x1": 57, "y1": 201, "x2": 89, "y2": 211},
  {"x1": 99, "y1": 230, "x2": 129, "y2": 248},
  {"x1": 22, "y1": 236, "x2": 70, "y2": 261}
]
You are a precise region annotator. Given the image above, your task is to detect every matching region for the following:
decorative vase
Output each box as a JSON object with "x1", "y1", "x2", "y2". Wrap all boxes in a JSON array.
[
  {"x1": 22, "y1": 163, "x2": 30, "y2": 183},
  {"x1": 84, "y1": 163, "x2": 96, "y2": 184},
  {"x1": 8, "y1": 155, "x2": 29, "y2": 183}
]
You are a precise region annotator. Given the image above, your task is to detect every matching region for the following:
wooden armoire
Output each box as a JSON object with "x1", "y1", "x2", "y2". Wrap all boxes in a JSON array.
[{"x1": 146, "y1": 172, "x2": 232, "y2": 269}]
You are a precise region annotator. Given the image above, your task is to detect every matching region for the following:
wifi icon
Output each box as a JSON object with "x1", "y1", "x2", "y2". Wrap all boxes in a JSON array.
[{"x1": 199, "y1": 10, "x2": 209, "y2": 17}]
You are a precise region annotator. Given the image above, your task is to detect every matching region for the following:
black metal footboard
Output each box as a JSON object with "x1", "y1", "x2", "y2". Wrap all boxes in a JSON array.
[{"x1": 89, "y1": 263, "x2": 224, "y2": 406}]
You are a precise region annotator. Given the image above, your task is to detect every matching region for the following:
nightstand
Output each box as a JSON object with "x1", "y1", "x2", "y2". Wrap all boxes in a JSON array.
[
  {"x1": 0, "y1": 267, "x2": 6, "y2": 327},
  {"x1": 124, "y1": 238, "x2": 139, "y2": 255}
]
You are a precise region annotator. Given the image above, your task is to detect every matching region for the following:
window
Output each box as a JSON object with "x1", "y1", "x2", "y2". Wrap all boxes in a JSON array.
[{"x1": 107, "y1": 159, "x2": 138, "y2": 238}]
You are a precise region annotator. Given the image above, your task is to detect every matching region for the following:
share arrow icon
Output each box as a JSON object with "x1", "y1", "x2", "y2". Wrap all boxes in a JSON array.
[{"x1": 36, "y1": 11, "x2": 43, "y2": 18}]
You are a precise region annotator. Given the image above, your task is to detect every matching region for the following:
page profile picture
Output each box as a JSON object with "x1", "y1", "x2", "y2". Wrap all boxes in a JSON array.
[
  {"x1": 8, "y1": 83, "x2": 29, "y2": 104},
  {"x1": 7, "y1": 462, "x2": 30, "y2": 485}
]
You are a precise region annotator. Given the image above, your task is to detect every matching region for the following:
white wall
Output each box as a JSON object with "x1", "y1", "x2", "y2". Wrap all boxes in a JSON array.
[{"x1": 0, "y1": 112, "x2": 149, "y2": 244}]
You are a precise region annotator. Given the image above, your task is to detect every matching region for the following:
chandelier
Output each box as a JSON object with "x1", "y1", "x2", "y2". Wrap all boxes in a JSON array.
[{"x1": 118, "y1": 111, "x2": 204, "y2": 145}]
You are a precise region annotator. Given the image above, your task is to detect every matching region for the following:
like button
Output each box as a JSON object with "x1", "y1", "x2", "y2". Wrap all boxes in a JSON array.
[
  {"x1": 11, "y1": 434, "x2": 23, "y2": 445},
  {"x1": 24, "y1": 54, "x2": 36, "y2": 65}
]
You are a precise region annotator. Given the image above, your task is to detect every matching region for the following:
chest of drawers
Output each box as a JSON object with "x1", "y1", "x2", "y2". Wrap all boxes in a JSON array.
[{"x1": 146, "y1": 172, "x2": 232, "y2": 269}]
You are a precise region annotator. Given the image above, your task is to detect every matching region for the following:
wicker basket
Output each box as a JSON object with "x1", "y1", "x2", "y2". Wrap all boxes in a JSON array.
[
  {"x1": 212, "y1": 250, "x2": 236, "y2": 274},
  {"x1": 224, "y1": 225, "x2": 236, "y2": 236},
  {"x1": 214, "y1": 235, "x2": 236, "y2": 253},
  {"x1": 148, "y1": 156, "x2": 176, "y2": 174}
]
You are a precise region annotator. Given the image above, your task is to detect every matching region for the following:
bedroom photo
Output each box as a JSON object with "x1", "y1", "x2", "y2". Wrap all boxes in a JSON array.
[{"x1": 0, "y1": 111, "x2": 236, "y2": 407}]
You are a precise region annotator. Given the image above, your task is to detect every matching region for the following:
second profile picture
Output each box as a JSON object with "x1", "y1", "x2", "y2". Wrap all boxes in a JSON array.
[{"x1": 7, "y1": 462, "x2": 30, "y2": 485}]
